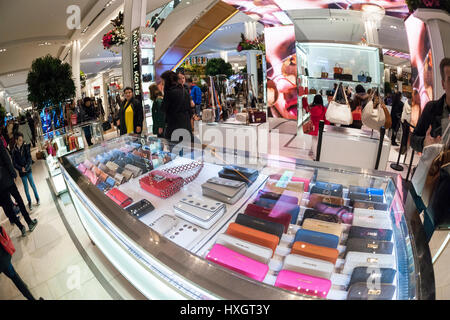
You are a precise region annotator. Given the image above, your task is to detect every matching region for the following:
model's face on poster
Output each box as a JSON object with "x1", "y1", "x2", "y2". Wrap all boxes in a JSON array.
[{"x1": 443, "y1": 66, "x2": 450, "y2": 97}]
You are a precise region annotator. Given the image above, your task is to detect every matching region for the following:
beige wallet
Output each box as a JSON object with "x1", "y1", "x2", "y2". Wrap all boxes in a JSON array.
[{"x1": 302, "y1": 218, "x2": 343, "y2": 239}]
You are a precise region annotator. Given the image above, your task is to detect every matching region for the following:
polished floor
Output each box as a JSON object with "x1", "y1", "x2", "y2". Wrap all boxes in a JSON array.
[{"x1": 0, "y1": 123, "x2": 448, "y2": 300}]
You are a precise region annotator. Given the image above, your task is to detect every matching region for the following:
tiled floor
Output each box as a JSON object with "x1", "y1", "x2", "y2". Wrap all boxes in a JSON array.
[{"x1": 1, "y1": 123, "x2": 448, "y2": 300}]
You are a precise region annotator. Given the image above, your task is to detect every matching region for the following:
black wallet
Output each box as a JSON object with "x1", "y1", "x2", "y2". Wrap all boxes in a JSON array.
[
  {"x1": 347, "y1": 282, "x2": 396, "y2": 300},
  {"x1": 349, "y1": 267, "x2": 396, "y2": 287},
  {"x1": 218, "y1": 165, "x2": 258, "y2": 185},
  {"x1": 235, "y1": 213, "x2": 283, "y2": 240},
  {"x1": 345, "y1": 238, "x2": 393, "y2": 256},
  {"x1": 348, "y1": 192, "x2": 384, "y2": 204},
  {"x1": 352, "y1": 200, "x2": 389, "y2": 211},
  {"x1": 310, "y1": 181, "x2": 343, "y2": 198},
  {"x1": 125, "y1": 199, "x2": 155, "y2": 218},
  {"x1": 299, "y1": 209, "x2": 340, "y2": 226},
  {"x1": 348, "y1": 226, "x2": 393, "y2": 241}
]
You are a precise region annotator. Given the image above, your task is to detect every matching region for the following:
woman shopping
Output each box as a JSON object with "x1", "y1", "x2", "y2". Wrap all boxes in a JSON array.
[
  {"x1": 307, "y1": 95, "x2": 330, "y2": 157},
  {"x1": 117, "y1": 87, "x2": 144, "y2": 136},
  {"x1": 150, "y1": 84, "x2": 165, "y2": 138}
]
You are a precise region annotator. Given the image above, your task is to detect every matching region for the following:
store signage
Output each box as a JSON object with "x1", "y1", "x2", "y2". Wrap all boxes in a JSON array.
[{"x1": 132, "y1": 28, "x2": 142, "y2": 100}]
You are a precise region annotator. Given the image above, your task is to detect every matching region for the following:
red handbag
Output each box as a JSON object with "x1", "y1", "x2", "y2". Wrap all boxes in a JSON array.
[
  {"x1": 303, "y1": 118, "x2": 314, "y2": 134},
  {"x1": 249, "y1": 110, "x2": 267, "y2": 124},
  {"x1": 0, "y1": 226, "x2": 15, "y2": 256},
  {"x1": 352, "y1": 106, "x2": 362, "y2": 121},
  {"x1": 106, "y1": 188, "x2": 133, "y2": 208},
  {"x1": 139, "y1": 161, "x2": 203, "y2": 198}
]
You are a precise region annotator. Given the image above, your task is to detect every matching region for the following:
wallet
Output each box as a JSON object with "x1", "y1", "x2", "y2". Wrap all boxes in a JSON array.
[
  {"x1": 244, "y1": 203, "x2": 291, "y2": 233},
  {"x1": 268, "y1": 174, "x2": 310, "y2": 192},
  {"x1": 149, "y1": 214, "x2": 178, "y2": 235},
  {"x1": 264, "y1": 179, "x2": 304, "y2": 196},
  {"x1": 294, "y1": 229, "x2": 339, "y2": 249},
  {"x1": 83, "y1": 159, "x2": 94, "y2": 170},
  {"x1": 201, "y1": 177, "x2": 247, "y2": 205},
  {"x1": 140, "y1": 170, "x2": 183, "y2": 199},
  {"x1": 218, "y1": 165, "x2": 259, "y2": 186},
  {"x1": 353, "y1": 207, "x2": 389, "y2": 217},
  {"x1": 352, "y1": 215, "x2": 392, "y2": 230},
  {"x1": 348, "y1": 192, "x2": 384, "y2": 204},
  {"x1": 235, "y1": 213, "x2": 284, "y2": 240},
  {"x1": 106, "y1": 188, "x2": 133, "y2": 208},
  {"x1": 226, "y1": 223, "x2": 279, "y2": 254},
  {"x1": 275, "y1": 269, "x2": 331, "y2": 298},
  {"x1": 121, "y1": 169, "x2": 134, "y2": 181},
  {"x1": 253, "y1": 198, "x2": 300, "y2": 224},
  {"x1": 307, "y1": 194, "x2": 344, "y2": 208},
  {"x1": 347, "y1": 283, "x2": 396, "y2": 300},
  {"x1": 345, "y1": 239, "x2": 393, "y2": 256},
  {"x1": 216, "y1": 233, "x2": 273, "y2": 264},
  {"x1": 114, "y1": 173, "x2": 125, "y2": 185},
  {"x1": 125, "y1": 199, "x2": 155, "y2": 218},
  {"x1": 105, "y1": 177, "x2": 116, "y2": 188},
  {"x1": 310, "y1": 181, "x2": 343, "y2": 198},
  {"x1": 348, "y1": 226, "x2": 393, "y2": 241},
  {"x1": 256, "y1": 189, "x2": 299, "y2": 205},
  {"x1": 106, "y1": 161, "x2": 119, "y2": 174},
  {"x1": 299, "y1": 209, "x2": 340, "y2": 226},
  {"x1": 313, "y1": 203, "x2": 353, "y2": 224},
  {"x1": 125, "y1": 164, "x2": 142, "y2": 178},
  {"x1": 174, "y1": 195, "x2": 225, "y2": 229},
  {"x1": 291, "y1": 241, "x2": 339, "y2": 264},
  {"x1": 349, "y1": 186, "x2": 384, "y2": 196},
  {"x1": 349, "y1": 267, "x2": 396, "y2": 287},
  {"x1": 353, "y1": 200, "x2": 389, "y2": 211},
  {"x1": 77, "y1": 163, "x2": 87, "y2": 174},
  {"x1": 342, "y1": 252, "x2": 396, "y2": 275},
  {"x1": 97, "y1": 182, "x2": 109, "y2": 192},
  {"x1": 206, "y1": 244, "x2": 269, "y2": 282},
  {"x1": 302, "y1": 218, "x2": 343, "y2": 239},
  {"x1": 283, "y1": 253, "x2": 334, "y2": 279}
]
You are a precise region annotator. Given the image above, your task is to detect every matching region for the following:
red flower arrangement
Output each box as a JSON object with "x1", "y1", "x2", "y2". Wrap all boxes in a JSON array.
[{"x1": 102, "y1": 12, "x2": 127, "y2": 53}]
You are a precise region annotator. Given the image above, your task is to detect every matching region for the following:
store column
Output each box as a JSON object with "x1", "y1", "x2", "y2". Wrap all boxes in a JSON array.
[
  {"x1": 245, "y1": 50, "x2": 259, "y2": 101},
  {"x1": 122, "y1": 0, "x2": 147, "y2": 88},
  {"x1": 102, "y1": 72, "x2": 110, "y2": 119},
  {"x1": 71, "y1": 40, "x2": 82, "y2": 101}
]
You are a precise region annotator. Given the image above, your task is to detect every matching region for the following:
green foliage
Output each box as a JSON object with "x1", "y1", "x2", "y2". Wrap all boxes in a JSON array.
[
  {"x1": 205, "y1": 58, "x2": 233, "y2": 78},
  {"x1": 406, "y1": 0, "x2": 450, "y2": 13},
  {"x1": 27, "y1": 54, "x2": 75, "y2": 109}
]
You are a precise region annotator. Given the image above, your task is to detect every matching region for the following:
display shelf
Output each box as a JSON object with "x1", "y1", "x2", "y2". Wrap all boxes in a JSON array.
[{"x1": 308, "y1": 77, "x2": 379, "y2": 86}]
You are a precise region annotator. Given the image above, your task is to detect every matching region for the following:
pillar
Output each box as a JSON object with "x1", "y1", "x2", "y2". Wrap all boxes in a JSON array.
[
  {"x1": 102, "y1": 72, "x2": 110, "y2": 119},
  {"x1": 245, "y1": 50, "x2": 259, "y2": 100},
  {"x1": 122, "y1": 0, "x2": 147, "y2": 88},
  {"x1": 71, "y1": 40, "x2": 82, "y2": 100}
]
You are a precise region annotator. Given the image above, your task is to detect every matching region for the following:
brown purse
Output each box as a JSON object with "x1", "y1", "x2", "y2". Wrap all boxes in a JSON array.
[
  {"x1": 422, "y1": 149, "x2": 450, "y2": 207},
  {"x1": 381, "y1": 103, "x2": 392, "y2": 129},
  {"x1": 307, "y1": 193, "x2": 344, "y2": 208}
]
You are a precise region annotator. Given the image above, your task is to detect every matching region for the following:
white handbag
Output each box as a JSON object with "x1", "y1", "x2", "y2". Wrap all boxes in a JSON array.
[
  {"x1": 361, "y1": 96, "x2": 386, "y2": 130},
  {"x1": 325, "y1": 84, "x2": 353, "y2": 125}
]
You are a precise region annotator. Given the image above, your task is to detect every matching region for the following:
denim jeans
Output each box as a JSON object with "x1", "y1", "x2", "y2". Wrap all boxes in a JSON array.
[
  {"x1": 21, "y1": 171, "x2": 39, "y2": 205},
  {"x1": 0, "y1": 184, "x2": 33, "y2": 230},
  {"x1": 2, "y1": 263, "x2": 36, "y2": 300},
  {"x1": 195, "y1": 104, "x2": 201, "y2": 116},
  {"x1": 83, "y1": 126, "x2": 93, "y2": 146}
]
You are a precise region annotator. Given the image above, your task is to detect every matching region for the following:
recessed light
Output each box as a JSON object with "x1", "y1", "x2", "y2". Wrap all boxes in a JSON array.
[
  {"x1": 0, "y1": 48, "x2": 6, "y2": 53},
  {"x1": 7, "y1": 74, "x2": 14, "y2": 77},
  {"x1": 390, "y1": 25, "x2": 398, "y2": 29},
  {"x1": 186, "y1": 1, "x2": 190, "y2": 4}
]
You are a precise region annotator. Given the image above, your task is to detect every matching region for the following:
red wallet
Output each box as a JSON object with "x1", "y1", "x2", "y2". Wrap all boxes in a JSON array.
[
  {"x1": 106, "y1": 188, "x2": 133, "y2": 208},
  {"x1": 244, "y1": 203, "x2": 291, "y2": 233},
  {"x1": 139, "y1": 170, "x2": 183, "y2": 198}
]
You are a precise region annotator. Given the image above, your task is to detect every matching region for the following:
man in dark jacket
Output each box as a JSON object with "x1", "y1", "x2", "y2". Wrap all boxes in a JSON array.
[
  {"x1": 0, "y1": 139, "x2": 37, "y2": 237},
  {"x1": 12, "y1": 132, "x2": 40, "y2": 210},
  {"x1": 411, "y1": 58, "x2": 450, "y2": 152},
  {"x1": 81, "y1": 97, "x2": 97, "y2": 146},
  {"x1": 117, "y1": 87, "x2": 143, "y2": 136}
]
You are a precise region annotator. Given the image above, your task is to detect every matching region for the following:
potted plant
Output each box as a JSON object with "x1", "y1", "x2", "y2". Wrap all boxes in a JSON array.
[{"x1": 205, "y1": 58, "x2": 233, "y2": 77}]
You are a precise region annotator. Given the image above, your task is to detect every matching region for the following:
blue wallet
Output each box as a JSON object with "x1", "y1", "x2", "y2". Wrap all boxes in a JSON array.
[
  {"x1": 105, "y1": 177, "x2": 116, "y2": 188},
  {"x1": 97, "y1": 182, "x2": 108, "y2": 192},
  {"x1": 348, "y1": 192, "x2": 384, "y2": 203},
  {"x1": 349, "y1": 186, "x2": 384, "y2": 196},
  {"x1": 294, "y1": 229, "x2": 339, "y2": 249}
]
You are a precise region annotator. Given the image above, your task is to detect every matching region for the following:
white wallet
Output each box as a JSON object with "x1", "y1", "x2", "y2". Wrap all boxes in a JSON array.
[
  {"x1": 216, "y1": 233, "x2": 273, "y2": 264},
  {"x1": 342, "y1": 252, "x2": 396, "y2": 275},
  {"x1": 174, "y1": 195, "x2": 226, "y2": 229},
  {"x1": 201, "y1": 177, "x2": 247, "y2": 204},
  {"x1": 149, "y1": 214, "x2": 178, "y2": 235},
  {"x1": 283, "y1": 253, "x2": 335, "y2": 279},
  {"x1": 352, "y1": 214, "x2": 392, "y2": 230},
  {"x1": 353, "y1": 207, "x2": 389, "y2": 217}
]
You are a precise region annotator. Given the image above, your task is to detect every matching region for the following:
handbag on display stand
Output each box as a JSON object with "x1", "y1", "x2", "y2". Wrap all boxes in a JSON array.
[
  {"x1": 333, "y1": 63, "x2": 343, "y2": 75},
  {"x1": 358, "y1": 71, "x2": 367, "y2": 83},
  {"x1": 325, "y1": 83, "x2": 353, "y2": 125},
  {"x1": 361, "y1": 94, "x2": 385, "y2": 130},
  {"x1": 365, "y1": 72, "x2": 372, "y2": 83},
  {"x1": 321, "y1": 67, "x2": 329, "y2": 79}
]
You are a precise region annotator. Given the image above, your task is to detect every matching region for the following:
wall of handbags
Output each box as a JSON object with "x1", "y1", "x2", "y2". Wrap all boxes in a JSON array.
[{"x1": 64, "y1": 135, "x2": 415, "y2": 300}]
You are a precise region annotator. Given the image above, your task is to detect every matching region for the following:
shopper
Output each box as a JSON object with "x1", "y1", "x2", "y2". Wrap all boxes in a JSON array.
[
  {"x1": 26, "y1": 112, "x2": 36, "y2": 148},
  {"x1": 12, "y1": 132, "x2": 40, "y2": 210},
  {"x1": 0, "y1": 226, "x2": 41, "y2": 300},
  {"x1": 350, "y1": 85, "x2": 369, "y2": 129},
  {"x1": 187, "y1": 78, "x2": 202, "y2": 117},
  {"x1": 0, "y1": 141, "x2": 37, "y2": 237},
  {"x1": 81, "y1": 97, "x2": 97, "y2": 146},
  {"x1": 149, "y1": 84, "x2": 165, "y2": 138},
  {"x1": 307, "y1": 95, "x2": 330, "y2": 157},
  {"x1": 177, "y1": 70, "x2": 195, "y2": 129},
  {"x1": 390, "y1": 91, "x2": 404, "y2": 146},
  {"x1": 161, "y1": 70, "x2": 192, "y2": 142},
  {"x1": 117, "y1": 87, "x2": 143, "y2": 136},
  {"x1": 97, "y1": 98, "x2": 105, "y2": 121}
]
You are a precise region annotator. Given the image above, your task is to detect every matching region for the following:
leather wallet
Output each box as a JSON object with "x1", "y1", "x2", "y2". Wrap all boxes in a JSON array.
[
  {"x1": 342, "y1": 252, "x2": 396, "y2": 275},
  {"x1": 106, "y1": 188, "x2": 133, "y2": 208},
  {"x1": 269, "y1": 174, "x2": 310, "y2": 192},
  {"x1": 121, "y1": 169, "x2": 134, "y2": 182},
  {"x1": 253, "y1": 198, "x2": 300, "y2": 224},
  {"x1": 218, "y1": 165, "x2": 259, "y2": 185},
  {"x1": 345, "y1": 238, "x2": 393, "y2": 256},
  {"x1": 307, "y1": 194, "x2": 344, "y2": 208},
  {"x1": 352, "y1": 215, "x2": 392, "y2": 230},
  {"x1": 114, "y1": 173, "x2": 125, "y2": 185},
  {"x1": 353, "y1": 200, "x2": 389, "y2": 211},
  {"x1": 244, "y1": 203, "x2": 291, "y2": 233},
  {"x1": 291, "y1": 241, "x2": 339, "y2": 264},
  {"x1": 348, "y1": 226, "x2": 393, "y2": 241},
  {"x1": 348, "y1": 192, "x2": 384, "y2": 204},
  {"x1": 349, "y1": 267, "x2": 396, "y2": 287},
  {"x1": 105, "y1": 177, "x2": 116, "y2": 188},
  {"x1": 302, "y1": 218, "x2": 343, "y2": 239},
  {"x1": 299, "y1": 209, "x2": 340, "y2": 226},
  {"x1": 125, "y1": 199, "x2": 155, "y2": 218},
  {"x1": 310, "y1": 181, "x2": 343, "y2": 198},
  {"x1": 349, "y1": 186, "x2": 384, "y2": 196},
  {"x1": 264, "y1": 179, "x2": 304, "y2": 195},
  {"x1": 347, "y1": 282, "x2": 396, "y2": 300},
  {"x1": 283, "y1": 253, "x2": 334, "y2": 279},
  {"x1": 256, "y1": 189, "x2": 299, "y2": 205},
  {"x1": 106, "y1": 161, "x2": 119, "y2": 174},
  {"x1": 201, "y1": 177, "x2": 247, "y2": 204},
  {"x1": 313, "y1": 203, "x2": 353, "y2": 224},
  {"x1": 149, "y1": 214, "x2": 178, "y2": 235},
  {"x1": 206, "y1": 244, "x2": 269, "y2": 282},
  {"x1": 216, "y1": 234, "x2": 273, "y2": 264},
  {"x1": 97, "y1": 182, "x2": 109, "y2": 192},
  {"x1": 125, "y1": 164, "x2": 142, "y2": 178},
  {"x1": 174, "y1": 195, "x2": 225, "y2": 229},
  {"x1": 235, "y1": 213, "x2": 283, "y2": 240},
  {"x1": 275, "y1": 269, "x2": 331, "y2": 298},
  {"x1": 226, "y1": 222, "x2": 279, "y2": 254},
  {"x1": 294, "y1": 229, "x2": 339, "y2": 249}
]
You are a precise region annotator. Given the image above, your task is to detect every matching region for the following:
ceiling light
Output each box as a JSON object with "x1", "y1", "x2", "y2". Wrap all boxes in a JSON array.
[
  {"x1": 186, "y1": 1, "x2": 191, "y2": 4},
  {"x1": 105, "y1": 0, "x2": 115, "y2": 8},
  {"x1": 390, "y1": 25, "x2": 398, "y2": 29},
  {"x1": 7, "y1": 74, "x2": 14, "y2": 77},
  {"x1": 0, "y1": 48, "x2": 6, "y2": 53},
  {"x1": 38, "y1": 42, "x2": 52, "y2": 46}
]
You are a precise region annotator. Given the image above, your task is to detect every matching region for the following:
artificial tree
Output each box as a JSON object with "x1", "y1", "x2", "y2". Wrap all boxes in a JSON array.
[{"x1": 205, "y1": 58, "x2": 233, "y2": 77}]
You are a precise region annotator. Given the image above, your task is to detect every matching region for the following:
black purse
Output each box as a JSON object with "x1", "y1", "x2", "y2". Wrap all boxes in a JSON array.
[{"x1": 142, "y1": 73, "x2": 153, "y2": 82}]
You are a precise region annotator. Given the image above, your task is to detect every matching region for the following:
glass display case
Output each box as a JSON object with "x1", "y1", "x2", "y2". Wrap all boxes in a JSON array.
[{"x1": 60, "y1": 134, "x2": 434, "y2": 300}]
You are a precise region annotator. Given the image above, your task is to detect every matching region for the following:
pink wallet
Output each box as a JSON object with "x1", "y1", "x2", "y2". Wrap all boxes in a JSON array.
[
  {"x1": 269, "y1": 174, "x2": 310, "y2": 192},
  {"x1": 84, "y1": 169, "x2": 99, "y2": 185},
  {"x1": 206, "y1": 244, "x2": 269, "y2": 282},
  {"x1": 77, "y1": 163, "x2": 87, "y2": 174},
  {"x1": 275, "y1": 269, "x2": 331, "y2": 298}
]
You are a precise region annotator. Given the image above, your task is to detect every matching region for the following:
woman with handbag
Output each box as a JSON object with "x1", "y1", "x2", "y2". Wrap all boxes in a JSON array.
[
  {"x1": 307, "y1": 95, "x2": 330, "y2": 157},
  {"x1": 390, "y1": 92, "x2": 404, "y2": 146},
  {"x1": 349, "y1": 85, "x2": 369, "y2": 129},
  {"x1": 0, "y1": 226, "x2": 42, "y2": 300}
]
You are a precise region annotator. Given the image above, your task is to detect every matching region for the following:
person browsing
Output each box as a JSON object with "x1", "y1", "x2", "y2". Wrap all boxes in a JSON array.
[{"x1": 117, "y1": 87, "x2": 144, "y2": 135}]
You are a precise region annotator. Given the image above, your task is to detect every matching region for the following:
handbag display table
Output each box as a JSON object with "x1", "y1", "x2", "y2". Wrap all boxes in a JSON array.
[
  {"x1": 199, "y1": 120, "x2": 269, "y2": 158},
  {"x1": 320, "y1": 125, "x2": 391, "y2": 170}
]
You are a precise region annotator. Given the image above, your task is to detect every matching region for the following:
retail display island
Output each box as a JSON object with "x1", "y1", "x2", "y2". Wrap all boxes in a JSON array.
[{"x1": 60, "y1": 134, "x2": 434, "y2": 300}]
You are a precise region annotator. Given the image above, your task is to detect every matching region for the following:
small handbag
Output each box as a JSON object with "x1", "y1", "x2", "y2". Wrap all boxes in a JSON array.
[
  {"x1": 333, "y1": 63, "x2": 343, "y2": 74},
  {"x1": 309, "y1": 88, "x2": 317, "y2": 94},
  {"x1": 142, "y1": 73, "x2": 153, "y2": 82},
  {"x1": 381, "y1": 103, "x2": 392, "y2": 129},
  {"x1": 358, "y1": 71, "x2": 367, "y2": 83},
  {"x1": 303, "y1": 118, "x2": 314, "y2": 134},
  {"x1": 325, "y1": 84, "x2": 353, "y2": 125},
  {"x1": 139, "y1": 161, "x2": 203, "y2": 198},
  {"x1": 218, "y1": 165, "x2": 259, "y2": 186},
  {"x1": 201, "y1": 177, "x2": 247, "y2": 204},
  {"x1": 321, "y1": 68, "x2": 329, "y2": 79},
  {"x1": 249, "y1": 110, "x2": 266, "y2": 123},
  {"x1": 365, "y1": 72, "x2": 372, "y2": 83},
  {"x1": 0, "y1": 226, "x2": 15, "y2": 256},
  {"x1": 202, "y1": 109, "x2": 215, "y2": 123},
  {"x1": 352, "y1": 106, "x2": 362, "y2": 121}
]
